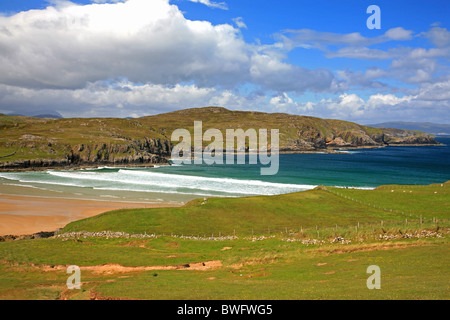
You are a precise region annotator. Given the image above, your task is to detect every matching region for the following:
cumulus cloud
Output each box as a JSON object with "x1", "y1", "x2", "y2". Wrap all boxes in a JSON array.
[
  {"x1": 0, "y1": 0, "x2": 333, "y2": 95},
  {"x1": 423, "y1": 27, "x2": 450, "y2": 47},
  {"x1": 0, "y1": 80, "x2": 270, "y2": 118},
  {"x1": 384, "y1": 27, "x2": 413, "y2": 41},
  {"x1": 0, "y1": 0, "x2": 448, "y2": 124},
  {"x1": 295, "y1": 86, "x2": 450, "y2": 124},
  {"x1": 0, "y1": 0, "x2": 243, "y2": 89},
  {"x1": 249, "y1": 53, "x2": 334, "y2": 93}
]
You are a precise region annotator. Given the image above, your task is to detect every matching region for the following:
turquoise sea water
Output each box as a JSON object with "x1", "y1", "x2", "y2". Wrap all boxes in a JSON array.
[{"x1": 0, "y1": 137, "x2": 449, "y2": 203}]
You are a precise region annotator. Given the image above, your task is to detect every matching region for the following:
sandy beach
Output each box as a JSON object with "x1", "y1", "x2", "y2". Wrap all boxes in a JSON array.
[{"x1": 0, "y1": 194, "x2": 179, "y2": 236}]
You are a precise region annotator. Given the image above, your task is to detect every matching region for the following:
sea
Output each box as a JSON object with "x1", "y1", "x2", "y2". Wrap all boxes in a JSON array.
[{"x1": 0, "y1": 137, "x2": 449, "y2": 204}]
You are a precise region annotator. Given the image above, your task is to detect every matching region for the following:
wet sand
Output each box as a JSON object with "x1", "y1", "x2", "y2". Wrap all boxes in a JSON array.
[{"x1": 0, "y1": 194, "x2": 179, "y2": 236}]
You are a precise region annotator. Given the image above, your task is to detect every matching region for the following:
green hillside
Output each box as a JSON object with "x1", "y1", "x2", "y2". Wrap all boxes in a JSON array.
[
  {"x1": 0, "y1": 107, "x2": 437, "y2": 170},
  {"x1": 63, "y1": 181, "x2": 450, "y2": 237}
]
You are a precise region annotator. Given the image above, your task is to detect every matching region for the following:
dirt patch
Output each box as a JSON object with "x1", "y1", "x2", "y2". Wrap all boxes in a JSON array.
[
  {"x1": 315, "y1": 241, "x2": 424, "y2": 255},
  {"x1": 221, "y1": 247, "x2": 232, "y2": 251},
  {"x1": 41, "y1": 260, "x2": 223, "y2": 275},
  {"x1": 118, "y1": 240, "x2": 150, "y2": 248},
  {"x1": 316, "y1": 263, "x2": 327, "y2": 266},
  {"x1": 246, "y1": 271, "x2": 272, "y2": 278},
  {"x1": 90, "y1": 289, "x2": 128, "y2": 300},
  {"x1": 58, "y1": 288, "x2": 74, "y2": 301},
  {"x1": 229, "y1": 257, "x2": 279, "y2": 269},
  {"x1": 168, "y1": 241, "x2": 179, "y2": 249}
]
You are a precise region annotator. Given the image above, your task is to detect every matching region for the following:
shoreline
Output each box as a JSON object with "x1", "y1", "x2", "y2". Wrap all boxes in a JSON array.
[
  {"x1": 0, "y1": 143, "x2": 444, "y2": 172},
  {"x1": 0, "y1": 163, "x2": 170, "y2": 173},
  {"x1": 0, "y1": 193, "x2": 181, "y2": 236}
]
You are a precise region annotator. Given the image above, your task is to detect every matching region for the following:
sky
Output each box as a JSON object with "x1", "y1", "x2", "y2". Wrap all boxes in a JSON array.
[{"x1": 0, "y1": 0, "x2": 449, "y2": 124}]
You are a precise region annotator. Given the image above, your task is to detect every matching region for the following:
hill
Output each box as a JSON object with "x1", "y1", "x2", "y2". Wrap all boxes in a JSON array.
[
  {"x1": 0, "y1": 107, "x2": 438, "y2": 170},
  {"x1": 367, "y1": 121, "x2": 450, "y2": 136}
]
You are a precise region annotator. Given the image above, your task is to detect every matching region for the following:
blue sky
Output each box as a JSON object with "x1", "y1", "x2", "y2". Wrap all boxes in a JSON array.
[{"x1": 0, "y1": 0, "x2": 449, "y2": 123}]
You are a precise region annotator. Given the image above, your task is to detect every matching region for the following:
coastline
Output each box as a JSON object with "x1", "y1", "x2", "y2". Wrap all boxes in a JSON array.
[
  {"x1": 0, "y1": 163, "x2": 169, "y2": 173},
  {"x1": 0, "y1": 140, "x2": 446, "y2": 236},
  {"x1": 0, "y1": 143, "x2": 444, "y2": 172}
]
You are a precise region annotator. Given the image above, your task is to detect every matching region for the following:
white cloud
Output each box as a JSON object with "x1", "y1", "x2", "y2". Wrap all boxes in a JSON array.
[
  {"x1": 415, "y1": 80, "x2": 450, "y2": 101},
  {"x1": 293, "y1": 85, "x2": 450, "y2": 124},
  {"x1": 269, "y1": 92, "x2": 300, "y2": 112},
  {"x1": 366, "y1": 94, "x2": 412, "y2": 108},
  {"x1": 232, "y1": 17, "x2": 247, "y2": 29},
  {"x1": 1, "y1": 78, "x2": 449, "y2": 123},
  {"x1": 0, "y1": 0, "x2": 244, "y2": 89},
  {"x1": 384, "y1": 27, "x2": 413, "y2": 41},
  {"x1": 0, "y1": 0, "x2": 333, "y2": 95},
  {"x1": 327, "y1": 47, "x2": 395, "y2": 60},
  {"x1": 282, "y1": 27, "x2": 414, "y2": 50},
  {"x1": 424, "y1": 27, "x2": 450, "y2": 47},
  {"x1": 327, "y1": 93, "x2": 365, "y2": 117},
  {"x1": 0, "y1": 0, "x2": 448, "y2": 123},
  {"x1": 187, "y1": 0, "x2": 228, "y2": 10},
  {"x1": 0, "y1": 80, "x2": 269, "y2": 117},
  {"x1": 91, "y1": 0, "x2": 125, "y2": 3}
]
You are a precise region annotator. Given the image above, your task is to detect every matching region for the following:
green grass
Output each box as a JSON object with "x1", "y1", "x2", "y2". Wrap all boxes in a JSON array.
[
  {"x1": 334, "y1": 182, "x2": 450, "y2": 219},
  {"x1": 63, "y1": 182, "x2": 450, "y2": 237},
  {"x1": 0, "y1": 181, "x2": 448, "y2": 300},
  {"x1": 96, "y1": 240, "x2": 449, "y2": 300},
  {"x1": 0, "y1": 237, "x2": 448, "y2": 299}
]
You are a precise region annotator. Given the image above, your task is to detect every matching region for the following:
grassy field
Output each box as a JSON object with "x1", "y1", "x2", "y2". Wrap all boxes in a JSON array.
[
  {"x1": 0, "y1": 237, "x2": 448, "y2": 300},
  {"x1": 62, "y1": 181, "x2": 450, "y2": 237},
  {"x1": 0, "y1": 181, "x2": 448, "y2": 300}
]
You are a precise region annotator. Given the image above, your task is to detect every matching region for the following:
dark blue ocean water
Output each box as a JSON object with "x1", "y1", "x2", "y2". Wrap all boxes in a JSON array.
[
  {"x1": 158, "y1": 136, "x2": 450, "y2": 189},
  {"x1": 0, "y1": 137, "x2": 448, "y2": 201}
]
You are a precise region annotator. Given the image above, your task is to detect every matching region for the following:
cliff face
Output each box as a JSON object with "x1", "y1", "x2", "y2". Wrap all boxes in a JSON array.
[
  {"x1": 281, "y1": 124, "x2": 437, "y2": 151},
  {"x1": 0, "y1": 107, "x2": 439, "y2": 170},
  {"x1": 0, "y1": 138, "x2": 172, "y2": 170}
]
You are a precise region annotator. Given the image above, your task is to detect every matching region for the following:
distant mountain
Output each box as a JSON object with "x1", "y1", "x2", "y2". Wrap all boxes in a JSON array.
[
  {"x1": 6, "y1": 110, "x2": 63, "y2": 119},
  {"x1": 32, "y1": 113, "x2": 63, "y2": 119},
  {"x1": 367, "y1": 122, "x2": 450, "y2": 136}
]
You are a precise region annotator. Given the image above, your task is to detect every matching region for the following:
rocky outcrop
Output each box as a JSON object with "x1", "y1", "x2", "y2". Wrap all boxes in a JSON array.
[
  {"x1": 282, "y1": 127, "x2": 438, "y2": 151},
  {"x1": 0, "y1": 231, "x2": 55, "y2": 241},
  {"x1": 0, "y1": 138, "x2": 172, "y2": 171},
  {"x1": 381, "y1": 128, "x2": 438, "y2": 145}
]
